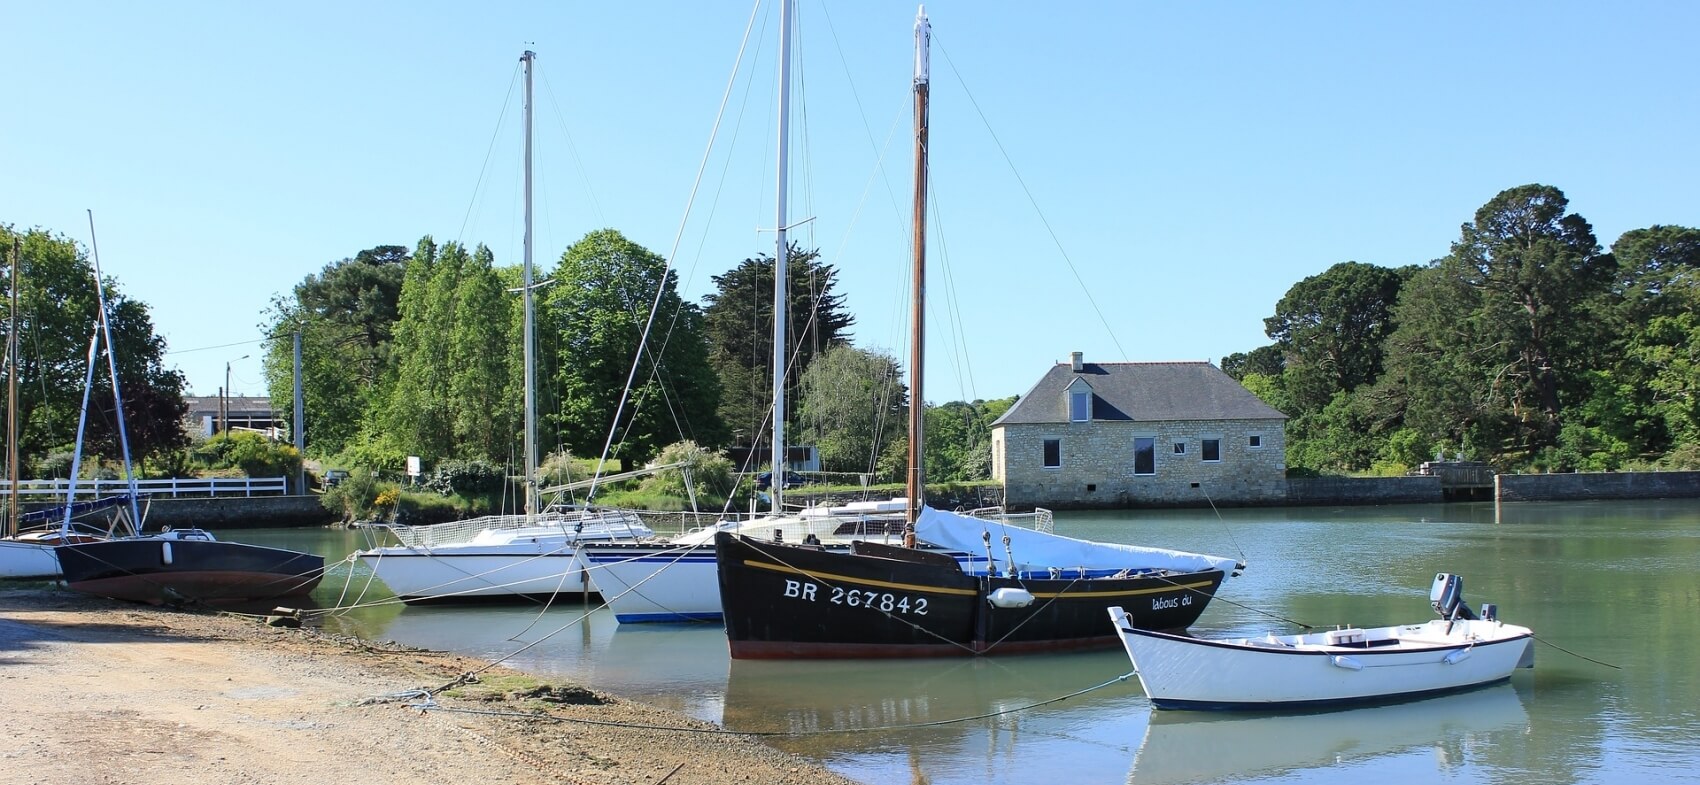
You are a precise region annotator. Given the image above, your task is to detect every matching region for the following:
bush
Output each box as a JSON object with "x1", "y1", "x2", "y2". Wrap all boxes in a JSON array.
[
  {"x1": 320, "y1": 468, "x2": 383, "y2": 522},
  {"x1": 193, "y1": 432, "x2": 303, "y2": 478},
  {"x1": 394, "y1": 489, "x2": 462, "y2": 525},
  {"x1": 426, "y1": 458, "x2": 506, "y2": 497},
  {"x1": 639, "y1": 441, "x2": 735, "y2": 501}
]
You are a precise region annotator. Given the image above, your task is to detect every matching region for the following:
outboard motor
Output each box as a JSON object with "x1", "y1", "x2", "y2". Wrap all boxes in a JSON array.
[{"x1": 1430, "y1": 573, "x2": 1479, "y2": 621}]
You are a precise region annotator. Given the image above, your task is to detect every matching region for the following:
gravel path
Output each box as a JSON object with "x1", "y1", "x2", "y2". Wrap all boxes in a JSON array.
[{"x1": 0, "y1": 588, "x2": 859, "y2": 785}]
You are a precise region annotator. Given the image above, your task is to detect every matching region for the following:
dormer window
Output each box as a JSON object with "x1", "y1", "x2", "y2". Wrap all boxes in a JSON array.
[{"x1": 1066, "y1": 379, "x2": 1093, "y2": 422}]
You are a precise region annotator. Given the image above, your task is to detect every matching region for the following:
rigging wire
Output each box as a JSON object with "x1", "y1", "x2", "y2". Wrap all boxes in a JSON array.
[
  {"x1": 457, "y1": 61, "x2": 523, "y2": 247},
  {"x1": 933, "y1": 35, "x2": 1130, "y2": 361},
  {"x1": 583, "y1": 0, "x2": 765, "y2": 502}
]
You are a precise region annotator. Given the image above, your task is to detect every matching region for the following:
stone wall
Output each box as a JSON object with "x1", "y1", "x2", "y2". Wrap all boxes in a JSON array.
[
  {"x1": 1285, "y1": 476, "x2": 1443, "y2": 506},
  {"x1": 139, "y1": 495, "x2": 339, "y2": 530},
  {"x1": 1496, "y1": 471, "x2": 1700, "y2": 502},
  {"x1": 997, "y1": 418, "x2": 1287, "y2": 509}
]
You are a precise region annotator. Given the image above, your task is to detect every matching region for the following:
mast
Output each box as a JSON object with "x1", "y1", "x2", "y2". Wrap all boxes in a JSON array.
[
  {"x1": 521, "y1": 49, "x2": 539, "y2": 517},
  {"x1": 86, "y1": 212, "x2": 142, "y2": 533},
  {"x1": 769, "y1": 0, "x2": 794, "y2": 513},
  {"x1": 905, "y1": 6, "x2": 931, "y2": 530},
  {"x1": 6, "y1": 238, "x2": 18, "y2": 538}
]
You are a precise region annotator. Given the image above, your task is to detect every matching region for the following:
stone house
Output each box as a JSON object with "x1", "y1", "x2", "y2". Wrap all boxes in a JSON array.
[{"x1": 990, "y1": 353, "x2": 1288, "y2": 508}]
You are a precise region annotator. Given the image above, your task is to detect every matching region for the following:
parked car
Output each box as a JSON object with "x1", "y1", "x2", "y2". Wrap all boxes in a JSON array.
[
  {"x1": 322, "y1": 469, "x2": 350, "y2": 488},
  {"x1": 755, "y1": 470, "x2": 806, "y2": 490}
]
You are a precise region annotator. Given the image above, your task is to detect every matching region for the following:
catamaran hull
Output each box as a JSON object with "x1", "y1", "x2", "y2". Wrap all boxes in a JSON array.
[
  {"x1": 1111, "y1": 614, "x2": 1535, "y2": 710},
  {"x1": 0, "y1": 540, "x2": 62, "y2": 579},
  {"x1": 717, "y1": 532, "x2": 1225, "y2": 659},
  {"x1": 56, "y1": 539, "x2": 324, "y2": 604},
  {"x1": 357, "y1": 548, "x2": 597, "y2": 602}
]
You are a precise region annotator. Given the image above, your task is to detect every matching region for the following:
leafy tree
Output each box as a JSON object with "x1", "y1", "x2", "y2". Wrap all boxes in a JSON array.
[
  {"x1": 1382, "y1": 185, "x2": 1612, "y2": 457},
  {"x1": 702, "y1": 244, "x2": 854, "y2": 447},
  {"x1": 384, "y1": 238, "x2": 463, "y2": 461},
  {"x1": 923, "y1": 398, "x2": 1010, "y2": 482},
  {"x1": 795, "y1": 344, "x2": 906, "y2": 475},
  {"x1": 262, "y1": 244, "x2": 407, "y2": 454},
  {"x1": 2, "y1": 225, "x2": 187, "y2": 474},
  {"x1": 1220, "y1": 345, "x2": 1285, "y2": 381},
  {"x1": 447, "y1": 246, "x2": 515, "y2": 460},
  {"x1": 544, "y1": 229, "x2": 725, "y2": 470},
  {"x1": 1264, "y1": 261, "x2": 1415, "y2": 415}
]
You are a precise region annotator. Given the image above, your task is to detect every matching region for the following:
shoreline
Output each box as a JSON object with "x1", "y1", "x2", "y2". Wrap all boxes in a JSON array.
[{"x1": 0, "y1": 587, "x2": 858, "y2": 785}]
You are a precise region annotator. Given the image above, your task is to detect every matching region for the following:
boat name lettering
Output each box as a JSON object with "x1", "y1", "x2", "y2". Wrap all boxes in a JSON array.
[
  {"x1": 1151, "y1": 594, "x2": 1192, "y2": 611},
  {"x1": 781, "y1": 580, "x2": 928, "y2": 615}
]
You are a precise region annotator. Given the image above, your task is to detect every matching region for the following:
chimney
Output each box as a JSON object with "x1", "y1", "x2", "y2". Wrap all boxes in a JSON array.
[{"x1": 1070, "y1": 351, "x2": 1083, "y2": 372}]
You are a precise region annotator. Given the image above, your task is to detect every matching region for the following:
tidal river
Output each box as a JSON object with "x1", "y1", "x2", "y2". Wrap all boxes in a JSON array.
[{"x1": 245, "y1": 499, "x2": 1700, "y2": 784}]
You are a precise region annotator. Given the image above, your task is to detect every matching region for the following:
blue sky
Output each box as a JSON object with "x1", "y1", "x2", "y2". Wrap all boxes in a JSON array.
[{"x1": 5, "y1": 1, "x2": 1697, "y2": 406}]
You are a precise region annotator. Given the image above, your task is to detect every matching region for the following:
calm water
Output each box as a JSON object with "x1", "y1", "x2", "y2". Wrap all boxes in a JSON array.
[{"x1": 238, "y1": 500, "x2": 1700, "y2": 784}]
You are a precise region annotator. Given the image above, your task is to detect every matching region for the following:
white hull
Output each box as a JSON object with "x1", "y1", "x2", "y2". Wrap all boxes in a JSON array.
[
  {"x1": 358, "y1": 543, "x2": 595, "y2": 600},
  {"x1": 584, "y1": 546, "x2": 723, "y2": 622},
  {"x1": 0, "y1": 539, "x2": 61, "y2": 579},
  {"x1": 1111, "y1": 609, "x2": 1533, "y2": 710}
]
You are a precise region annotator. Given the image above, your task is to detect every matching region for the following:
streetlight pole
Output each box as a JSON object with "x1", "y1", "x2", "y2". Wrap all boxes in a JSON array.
[{"x1": 222, "y1": 354, "x2": 248, "y2": 435}]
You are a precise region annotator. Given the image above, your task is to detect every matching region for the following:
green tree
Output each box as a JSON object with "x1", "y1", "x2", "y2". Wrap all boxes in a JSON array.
[
  {"x1": 1220, "y1": 345, "x2": 1284, "y2": 381},
  {"x1": 1264, "y1": 261, "x2": 1415, "y2": 415},
  {"x1": 1383, "y1": 185, "x2": 1612, "y2": 458},
  {"x1": 702, "y1": 245, "x2": 854, "y2": 448},
  {"x1": 544, "y1": 229, "x2": 725, "y2": 469},
  {"x1": 795, "y1": 344, "x2": 906, "y2": 474},
  {"x1": 447, "y1": 245, "x2": 515, "y2": 460},
  {"x1": 2, "y1": 225, "x2": 187, "y2": 473},
  {"x1": 384, "y1": 238, "x2": 464, "y2": 461},
  {"x1": 261, "y1": 244, "x2": 407, "y2": 455}
]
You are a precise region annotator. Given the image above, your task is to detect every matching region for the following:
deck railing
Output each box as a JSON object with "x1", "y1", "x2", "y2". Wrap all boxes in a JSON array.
[{"x1": 0, "y1": 477, "x2": 289, "y2": 499}]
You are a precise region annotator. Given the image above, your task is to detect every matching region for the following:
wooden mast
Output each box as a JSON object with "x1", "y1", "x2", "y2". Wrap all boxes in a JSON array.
[{"x1": 905, "y1": 6, "x2": 931, "y2": 537}]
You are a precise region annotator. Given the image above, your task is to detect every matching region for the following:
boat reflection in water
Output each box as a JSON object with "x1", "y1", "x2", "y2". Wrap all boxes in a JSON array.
[{"x1": 1127, "y1": 682, "x2": 1530, "y2": 785}]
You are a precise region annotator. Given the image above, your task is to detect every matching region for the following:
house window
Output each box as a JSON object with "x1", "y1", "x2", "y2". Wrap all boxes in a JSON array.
[
  {"x1": 1249, "y1": 435, "x2": 1263, "y2": 449},
  {"x1": 1134, "y1": 437, "x2": 1155, "y2": 475},
  {"x1": 1173, "y1": 442, "x2": 1186, "y2": 455},
  {"x1": 1043, "y1": 438, "x2": 1061, "y2": 469},
  {"x1": 1069, "y1": 389, "x2": 1091, "y2": 422},
  {"x1": 1202, "y1": 438, "x2": 1221, "y2": 462}
]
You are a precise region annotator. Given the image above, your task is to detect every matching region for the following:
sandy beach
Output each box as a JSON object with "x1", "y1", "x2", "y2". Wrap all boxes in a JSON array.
[{"x1": 0, "y1": 588, "x2": 858, "y2": 785}]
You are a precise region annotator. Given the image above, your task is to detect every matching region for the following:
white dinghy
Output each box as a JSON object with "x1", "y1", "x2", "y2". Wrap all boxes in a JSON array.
[{"x1": 1110, "y1": 573, "x2": 1534, "y2": 711}]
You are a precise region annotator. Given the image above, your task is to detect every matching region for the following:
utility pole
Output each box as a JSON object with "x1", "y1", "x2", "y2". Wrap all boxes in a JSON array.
[{"x1": 293, "y1": 329, "x2": 304, "y2": 493}]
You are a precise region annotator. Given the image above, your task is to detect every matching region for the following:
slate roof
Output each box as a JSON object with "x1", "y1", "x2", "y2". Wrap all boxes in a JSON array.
[{"x1": 992, "y1": 361, "x2": 1288, "y2": 426}]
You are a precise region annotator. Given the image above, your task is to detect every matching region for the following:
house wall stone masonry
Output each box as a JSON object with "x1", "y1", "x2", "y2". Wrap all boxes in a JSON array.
[{"x1": 995, "y1": 417, "x2": 1287, "y2": 508}]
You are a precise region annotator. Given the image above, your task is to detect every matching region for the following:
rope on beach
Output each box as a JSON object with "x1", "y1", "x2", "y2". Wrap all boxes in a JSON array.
[{"x1": 390, "y1": 670, "x2": 1139, "y2": 738}]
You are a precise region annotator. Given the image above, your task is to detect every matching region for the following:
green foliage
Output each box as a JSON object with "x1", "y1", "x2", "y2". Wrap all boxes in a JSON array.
[
  {"x1": 639, "y1": 440, "x2": 736, "y2": 501},
  {"x1": 702, "y1": 244, "x2": 855, "y2": 445},
  {"x1": 2, "y1": 225, "x2": 188, "y2": 474},
  {"x1": 426, "y1": 458, "x2": 506, "y2": 497},
  {"x1": 796, "y1": 344, "x2": 907, "y2": 474},
  {"x1": 1220, "y1": 345, "x2": 1284, "y2": 381},
  {"x1": 544, "y1": 229, "x2": 726, "y2": 469},
  {"x1": 923, "y1": 399, "x2": 1011, "y2": 482},
  {"x1": 1265, "y1": 261, "x2": 1415, "y2": 416},
  {"x1": 393, "y1": 489, "x2": 465, "y2": 525},
  {"x1": 192, "y1": 432, "x2": 303, "y2": 477},
  {"x1": 262, "y1": 244, "x2": 407, "y2": 455},
  {"x1": 319, "y1": 468, "x2": 383, "y2": 522},
  {"x1": 326, "y1": 432, "x2": 407, "y2": 478}
]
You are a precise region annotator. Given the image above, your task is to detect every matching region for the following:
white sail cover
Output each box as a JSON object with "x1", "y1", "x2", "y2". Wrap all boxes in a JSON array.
[{"x1": 914, "y1": 506, "x2": 1240, "y2": 575}]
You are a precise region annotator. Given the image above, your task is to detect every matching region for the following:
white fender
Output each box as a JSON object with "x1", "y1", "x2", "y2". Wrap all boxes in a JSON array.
[{"x1": 987, "y1": 588, "x2": 1035, "y2": 609}]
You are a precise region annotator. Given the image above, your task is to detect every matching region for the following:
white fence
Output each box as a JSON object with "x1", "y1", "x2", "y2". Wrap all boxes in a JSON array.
[{"x1": 0, "y1": 477, "x2": 289, "y2": 499}]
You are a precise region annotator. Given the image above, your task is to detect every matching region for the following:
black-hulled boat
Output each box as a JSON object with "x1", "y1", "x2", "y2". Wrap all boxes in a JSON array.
[
  {"x1": 56, "y1": 529, "x2": 323, "y2": 604},
  {"x1": 715, "y1": 507, "x2": 1236, "y2": 659},
  {"x1": 714, "y1": 8, "x2": 1241, "y2": 660}
]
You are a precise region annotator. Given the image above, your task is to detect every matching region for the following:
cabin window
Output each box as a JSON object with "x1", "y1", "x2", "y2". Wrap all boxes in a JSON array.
[
  {"x1": 1069, "y1": 389, "x2": 1091, "y2": 422},
  {"x1": 1202, "y1": 438, "x2": 1222, "y2": 462},
  {"x1": 1134, "y1": 437, "x2": 1155, "y2": 475},
  {"x1": 1249, "y1": 434, "x2": 1263, "y2": 448},
  {"x1": 1043, "y1": 438, "x2": 1061, "y2": 469},
  {"x1": 1173, "y1": 442, "x2": 1186, "y2": 455}
]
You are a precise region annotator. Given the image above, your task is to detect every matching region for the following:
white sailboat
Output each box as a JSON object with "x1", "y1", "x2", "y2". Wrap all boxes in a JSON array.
[
  {"x1": 581, "y1": 4, "x2": 1050, "y2": 624},
  {"x1": 353, "y1": 51, "x2": 655, "y2": 603}
]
